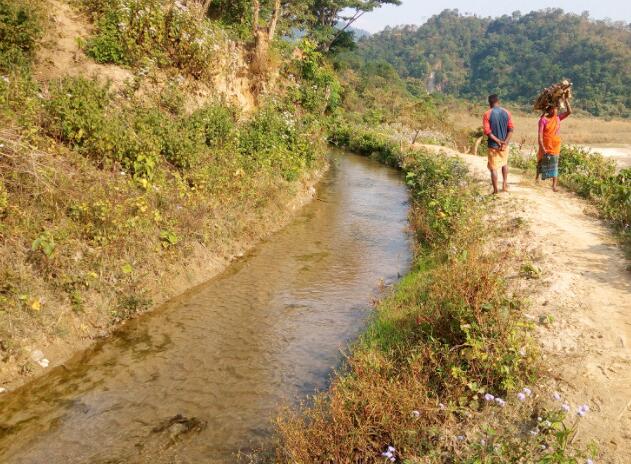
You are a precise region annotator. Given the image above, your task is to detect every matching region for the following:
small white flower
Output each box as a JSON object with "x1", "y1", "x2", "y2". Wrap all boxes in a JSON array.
[
  {"x1": 553, "y1": 391, "x2": 562, "y2": 401},
  {"x1": 519, "y1": 346, "x2": 527, "y2": 356},
  {"x1": 495, "y1": 397, "x2": 506, "y2": 407},
  {"x1": 562, "y1": 403, "x2": 570, "y2": 412},
  {"x1": 456, "y1": 435, "x2": 466, "y2": 441},
  {"x1": 411, "y1": 410, "x2": 420, "y2": 418},
  {"x1": 38, "y1": 358, "x2": 49, "y2": 368},
  {"x1": 480, "y1": 439, "x2": 486, "y2": 446},
  {"x1": 586, "y1": 459, "x2": 594, "y2": 464},
  {"x1": 438, "y1": 403, "x2": 446, "y2": 410},
  {"x1": 484, "y1": 393, "x2": 495, "y2": 402},
  {"x1": 529, "y1": 429, "x2": 539, "y2": 436},
  {"x1": 517, "y1": 392, "x2": 526, "y2": 401},
  {"x1": 577, "y1": 404, "x2": 590, "y2": 417},
  {"x1": 542, "y1": 420, "x2": 552, "y2": 428},
  {"x1": 381, "y1": 445, "x2": 395, "y2": 458},
  {"x1": 522, "y1": 387, "x2": 532, "y2": 397}
]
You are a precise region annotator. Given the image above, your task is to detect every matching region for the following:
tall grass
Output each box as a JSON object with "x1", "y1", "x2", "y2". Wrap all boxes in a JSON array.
[{"x1": 275, "y1": 125, "x2": 593, "y2": 463}]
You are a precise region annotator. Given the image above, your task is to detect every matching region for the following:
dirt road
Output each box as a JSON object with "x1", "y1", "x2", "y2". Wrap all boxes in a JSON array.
[{"x1": 420, "y1": 145, "x2": 631, "y2": 462}]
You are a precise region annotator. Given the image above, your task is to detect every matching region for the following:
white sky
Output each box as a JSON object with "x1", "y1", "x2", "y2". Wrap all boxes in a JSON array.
[{"x1": 352, "y1": 0, "x2": 631, "y2": 32}]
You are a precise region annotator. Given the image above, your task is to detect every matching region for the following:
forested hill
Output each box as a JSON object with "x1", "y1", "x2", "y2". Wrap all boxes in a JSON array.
[{"x1": 357, "y1": 9, "x2": 631, "y2": 116}]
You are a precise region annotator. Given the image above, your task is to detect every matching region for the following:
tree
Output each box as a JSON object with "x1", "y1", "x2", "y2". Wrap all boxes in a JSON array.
[
  {"x1": 251, "y1": 0, "x2": 282, "y2": 78},
  {"x1": 310, "y1": 0, "x2": 401, "y2": 50}
]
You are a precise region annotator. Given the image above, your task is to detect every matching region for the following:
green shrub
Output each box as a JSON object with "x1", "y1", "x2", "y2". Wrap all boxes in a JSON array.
[
  {"x1": 559, "y1": 146, "x2": 630, "y2": 241},
  {"x1": 511, "y1": 145, "x2": 630, "y2": 248},
  {"x1": 44, "y1": 77, "x2": 110, "y2": 148},
  {"x1": 559, "y1": 145, "x2": 617, "y2": 198},
  {"x1": 83, "y1": 0, "x2": 222, "y2": 78},
  {"x1": 0, "y1": 0, "x2": 43, "y2": 70},
  {"x1": 43, "y1": 77, "x2": 160, "y2": 179},
  {"x1": 295, "y1": 40, "x2": 343, "y2": 113},
  {"x1": 84, "y1": 8, "x2": 129, "y2": 64},
  {"x1": 189, "y1": 104, "x2": 236, "y2": 148},
  {"x1": 238, "y1": 106, "x2": 317, "y2": 181}
]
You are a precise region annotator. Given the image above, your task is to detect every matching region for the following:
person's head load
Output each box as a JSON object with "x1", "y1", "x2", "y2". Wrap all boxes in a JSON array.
[{"x1": 534, "y1": 80, "x2": 572, "y2": 112}]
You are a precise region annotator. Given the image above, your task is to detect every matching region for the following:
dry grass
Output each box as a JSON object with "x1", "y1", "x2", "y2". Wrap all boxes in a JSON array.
[{"x1": 452, "y1": 112, "x2": 631, "y2": 149}]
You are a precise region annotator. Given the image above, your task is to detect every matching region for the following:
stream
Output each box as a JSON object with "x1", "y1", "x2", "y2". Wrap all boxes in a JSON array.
[{"x1": 0, "y1": 153, "x2": 412, "y2": 463}]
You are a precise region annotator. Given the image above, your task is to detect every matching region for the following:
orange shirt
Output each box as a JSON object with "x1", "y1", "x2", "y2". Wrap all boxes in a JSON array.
[{"x1": 538, "y1": 113, "x2": 569, "y2": 158}]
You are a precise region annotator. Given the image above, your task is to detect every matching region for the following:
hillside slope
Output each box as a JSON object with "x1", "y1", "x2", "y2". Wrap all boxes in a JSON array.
[
  {"x1": 359, "y1": 9, "x2": 631, "y2": 116},
  {"x1": 0, "y1": 0, "x2": 338, "y2": 388}
]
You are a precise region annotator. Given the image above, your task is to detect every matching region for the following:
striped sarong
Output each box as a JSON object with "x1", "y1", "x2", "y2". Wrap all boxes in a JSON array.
[{"x1": 540, "y1": 153, "x2": 559, "y2": 180}]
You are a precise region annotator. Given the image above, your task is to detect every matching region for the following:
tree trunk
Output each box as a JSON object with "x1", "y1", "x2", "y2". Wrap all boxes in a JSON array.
[
  {"x1": 267, "y1": 0, "x2": 281, "y2": 40},
  {"x1": 201, "y1": 0, "x2": 211, "y2": 17},
  {"x1": 252, "y1": 0, "x2": 260, "y2": 35}
]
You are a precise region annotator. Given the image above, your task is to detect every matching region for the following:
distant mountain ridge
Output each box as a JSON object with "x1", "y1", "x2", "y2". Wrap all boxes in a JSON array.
[{"x1": 357, "y1": 9, "x2": 631, "y2": 116}]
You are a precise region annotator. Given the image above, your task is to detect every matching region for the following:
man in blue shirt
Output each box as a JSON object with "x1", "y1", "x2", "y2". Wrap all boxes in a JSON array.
[{"x1": 483, "y1": 94, "x2": 514, "y2": 194}]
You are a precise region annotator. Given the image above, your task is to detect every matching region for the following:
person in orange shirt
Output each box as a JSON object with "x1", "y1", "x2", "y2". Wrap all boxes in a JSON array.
[
  {"x1": 483, "y1": 94, "x2": 514, "y2": 194},
  {"x1": 537, "y1": 97, "x2": 572, "y2": 191}
]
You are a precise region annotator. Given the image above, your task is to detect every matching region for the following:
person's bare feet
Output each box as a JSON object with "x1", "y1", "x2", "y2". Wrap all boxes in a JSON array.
[{"x1": 552, "y1": 186, "x2": 559, "y2": 192}]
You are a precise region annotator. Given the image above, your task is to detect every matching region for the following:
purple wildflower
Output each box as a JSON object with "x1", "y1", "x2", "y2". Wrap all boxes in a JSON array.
[
  {"x1": 577, "y1": 404, "x2": 589, "y2": 417},
  {"x1": 484, "y1": 393, "x2": 495, "y2": 402},
  {"x1": 381, "y1": 446, "x2": 396, "y2": 461},
  {"x1": 517, "y1": 392, "x2": 526, "y2": 401}
]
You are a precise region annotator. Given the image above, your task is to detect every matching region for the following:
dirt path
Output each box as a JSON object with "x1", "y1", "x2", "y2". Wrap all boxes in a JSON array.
[
  {"x1": 420, "y1": 145, "x2": 631, "y2": 462},
  {"x1": 36, "y1": 0, "x2": 133, "y2": 86}
]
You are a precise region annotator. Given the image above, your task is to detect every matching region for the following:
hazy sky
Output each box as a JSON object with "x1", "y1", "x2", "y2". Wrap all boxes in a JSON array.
[{"x1": 352, "y1": 0, "x2": 631, "y2": 32}]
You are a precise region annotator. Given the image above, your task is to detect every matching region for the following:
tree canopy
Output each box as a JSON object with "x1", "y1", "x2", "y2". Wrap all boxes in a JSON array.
[{"x1": 357, "y1": 9, "x2": 631, "y2": 116}]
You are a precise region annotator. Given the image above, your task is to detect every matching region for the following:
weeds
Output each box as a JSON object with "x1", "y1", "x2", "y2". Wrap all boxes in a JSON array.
[
  {"x1": 511, "y1": 145, "x2": 631, "y2": 251},
  {"x1": 81, "y1": 0, "x2": 225, "y2": 78},
  {"x1": 275, "y1": 125, "x2": 590, "y2": 463},
  {"x1": 0, "y1": 0, "x2": 43, "y2": 71}
]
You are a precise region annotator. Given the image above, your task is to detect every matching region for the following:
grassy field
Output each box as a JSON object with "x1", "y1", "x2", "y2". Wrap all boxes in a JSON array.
[{"x1": 452, "y1": 112, "x2": 631, "y2": 148}]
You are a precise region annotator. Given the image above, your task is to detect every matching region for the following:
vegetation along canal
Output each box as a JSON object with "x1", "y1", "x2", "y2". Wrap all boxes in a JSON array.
[{"x1": 0, "y1": 153, "x2": 412, "y2": 463}]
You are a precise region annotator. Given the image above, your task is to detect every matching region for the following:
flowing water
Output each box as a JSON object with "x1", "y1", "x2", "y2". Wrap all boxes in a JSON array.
[{"x1": 0, "y1": 153, "x2": 412, "y2": 463}]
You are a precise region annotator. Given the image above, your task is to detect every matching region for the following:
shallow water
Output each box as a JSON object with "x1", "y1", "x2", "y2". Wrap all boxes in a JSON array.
[{"x1": 0, "y1": 153, "x2": 412, "y2": 463}]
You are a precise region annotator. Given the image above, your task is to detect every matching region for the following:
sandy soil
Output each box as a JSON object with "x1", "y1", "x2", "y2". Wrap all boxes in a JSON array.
[{"x1": 420, "y1": 145, "x2": 631, "y2": 462}]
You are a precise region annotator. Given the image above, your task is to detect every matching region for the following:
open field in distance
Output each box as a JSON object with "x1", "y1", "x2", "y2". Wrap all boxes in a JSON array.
[{"x1": 452, "y1": 112, "x2": 631, "y2": 168}]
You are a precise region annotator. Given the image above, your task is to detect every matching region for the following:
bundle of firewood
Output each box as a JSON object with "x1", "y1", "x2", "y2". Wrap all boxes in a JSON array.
[{"x1": 534, "y1": 79, "x2": 573, "y2": 112}]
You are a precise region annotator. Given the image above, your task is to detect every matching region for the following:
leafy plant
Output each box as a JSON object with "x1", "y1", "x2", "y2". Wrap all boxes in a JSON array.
[
  {"x1": 159, "y1": 229, "x2": 179, "y2": 247},
  {"x1": 31, "y1": 232, "x2": 56, "y2": 257},
  {"x1": 82, "y1": 0, "x2": 223, "y2": 78},
  {"x1": 0, "y1": 0, "x2": 43, "y2": 70}
]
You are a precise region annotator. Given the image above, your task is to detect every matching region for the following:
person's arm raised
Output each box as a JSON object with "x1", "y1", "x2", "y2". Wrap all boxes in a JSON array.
[{"x1": 560, "y1": 98, "x2": 572, "y2": 120}]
